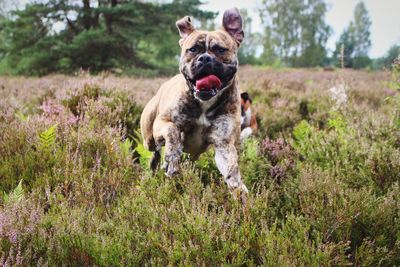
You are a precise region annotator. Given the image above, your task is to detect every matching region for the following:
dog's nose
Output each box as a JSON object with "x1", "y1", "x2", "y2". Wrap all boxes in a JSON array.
[{"x1": 197, "y1": 54, "x2": 212, "y2": 64}]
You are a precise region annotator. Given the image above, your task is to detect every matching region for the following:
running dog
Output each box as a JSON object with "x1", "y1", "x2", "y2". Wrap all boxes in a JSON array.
[{"x1": 140, "y1": 8, "x2": 248, "y2": 193}]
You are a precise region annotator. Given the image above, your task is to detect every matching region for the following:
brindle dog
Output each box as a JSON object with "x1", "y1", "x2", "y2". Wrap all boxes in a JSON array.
[{"x1": 140, "y1": 8, "x2": 248, "y2": 194}]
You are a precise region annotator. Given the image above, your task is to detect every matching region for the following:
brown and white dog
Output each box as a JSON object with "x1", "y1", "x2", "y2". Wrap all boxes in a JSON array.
[
  {"x1": 240, "y1": 92, "x2": 258, "y2": 142},
  {"x1": 140, "y1": 8, "x2": 248, "y2": 193}
]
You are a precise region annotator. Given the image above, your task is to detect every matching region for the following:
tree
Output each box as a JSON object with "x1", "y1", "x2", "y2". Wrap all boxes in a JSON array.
[
  {"x1": 0, "y1": 0, "x2": 216, "y2": 75},
  {"x1": 0, "y1": 0, "x2": 18, "y2": 18},
  {"x1": 259, "y1": 26, "x2": 278, "y2": 66},
  {"x1": 259, "y1": 0, "x2": 331, "y2": 67},
  {"x1": 353, "y1": 2, "x2": 371, "y2": 57},
  {"x1": 333, "y1": 2, "x2": 372, "y2": 69},
  {"x1": 237, "y1": 8, "x2": 261, "y2": 65},
  {"x1": 0, "y1": 0, "x2": 6, "y2": 18},
  {"x1": 383, "y1": 45, "x2": 400, "y2": 68},
  {"x1": 296, "y1": 0, "x2": 331, "y2": 67},
  {"x1": 332, "y1": 23, "x2": 356, "y2": 68},
  {"x1": 373, "y1": 45, "x2": 400, "y2": 70}
]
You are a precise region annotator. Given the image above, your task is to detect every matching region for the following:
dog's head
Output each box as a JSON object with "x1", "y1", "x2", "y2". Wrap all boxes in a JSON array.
[
  {"x1": 240, "y1": 92, "x2": 252, "y2": 113},
  {"x1": 240, "y1": 92, "x2": 252, "y2": 124},
  {"x1": 176, "y1": 8, "x2": 244, "y2": 101}
]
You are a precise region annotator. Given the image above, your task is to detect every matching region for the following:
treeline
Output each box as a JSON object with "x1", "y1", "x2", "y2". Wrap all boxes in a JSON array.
[
  {"x1": 240, "y1": 0, "x2": 399, "y2": 70},
  {"x1": 0, "y1": 0, "x2": 398, "y2": 76}
]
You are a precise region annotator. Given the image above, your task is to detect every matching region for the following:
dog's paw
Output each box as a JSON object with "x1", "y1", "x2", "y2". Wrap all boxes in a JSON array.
[
  {"x1": 226, "y1": 178, "x2": 248, "y2": 194},
  {"x1": 162, "y1": 155, "x2": 179, "y2": 177},
  {"x1": 229, "y1": 184, "x2": 249, "y2": 195},
  {"x1": 239, "y1": 183, "x2": 249, "y2": 194},
  {"x1": 230, "y1": 183, "x2": 249, "y2": 208},
  {"x1": 164, "y1": 164, "x2": 179, "y2": 177}
]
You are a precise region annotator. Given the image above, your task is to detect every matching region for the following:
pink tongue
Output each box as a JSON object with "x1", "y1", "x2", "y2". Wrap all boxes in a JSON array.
[{"x1": 195, "y1": 75, "x2": 222, "y2": 91}]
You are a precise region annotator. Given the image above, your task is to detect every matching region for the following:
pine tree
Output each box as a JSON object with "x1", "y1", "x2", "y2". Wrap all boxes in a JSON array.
[{"x1": 0, "y1": 0, "x2": 215, "y2": 75}]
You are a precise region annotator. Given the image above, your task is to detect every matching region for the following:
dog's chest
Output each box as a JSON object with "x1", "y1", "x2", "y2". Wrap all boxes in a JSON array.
[
  {"x1": 196, "y1": 112, "x2": 211, "y2": 128},
  {"x1": 182, "y1": 111, "x2": 210, "y2": 155},
  {"x1": 241, "y1": 108, "x2": 252, "y2": 129},
  {"x1": 180, "y1": 100, "x2": 216, "y2": 155}
]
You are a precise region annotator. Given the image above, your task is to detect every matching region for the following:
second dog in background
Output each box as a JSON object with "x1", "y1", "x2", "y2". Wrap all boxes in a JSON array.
[{"x1": 240, "y1": 92, "x2": 258, "y2": 142}]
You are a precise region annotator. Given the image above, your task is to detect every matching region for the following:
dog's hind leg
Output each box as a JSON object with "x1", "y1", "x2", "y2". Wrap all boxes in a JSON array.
[{"x1": 150, "y1": 147, "x2": 161, "y2": 171}]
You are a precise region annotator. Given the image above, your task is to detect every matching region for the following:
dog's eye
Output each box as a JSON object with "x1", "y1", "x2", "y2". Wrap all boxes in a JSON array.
[
  {"x1": 213, "y1": 46, "x2": 228, "y2": 54},
  {"x1": 188, "y1": 47, "x2": 197, "y2": 53},
  {"x1": 218, "y1": 47, "x2": 228, "y2": 53}
]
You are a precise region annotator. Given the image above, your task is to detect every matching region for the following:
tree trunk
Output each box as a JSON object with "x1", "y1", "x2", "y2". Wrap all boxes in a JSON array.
[
  {"x1": 82, "y1": 0, "x2": 91, "y2": 30},
  {"x1": 104, "y1": 0, "x2": 118, "y2": 34}
]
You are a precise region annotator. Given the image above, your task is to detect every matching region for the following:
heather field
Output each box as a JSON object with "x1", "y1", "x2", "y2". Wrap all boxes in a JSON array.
[{"x1": 1, "y1": 65, "x2": 400, "y2": 266}]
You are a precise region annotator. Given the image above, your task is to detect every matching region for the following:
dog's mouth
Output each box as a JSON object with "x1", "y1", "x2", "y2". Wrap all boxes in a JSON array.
[{"x1": 191, "y1": 74, "x2": 222, "y2": 101}]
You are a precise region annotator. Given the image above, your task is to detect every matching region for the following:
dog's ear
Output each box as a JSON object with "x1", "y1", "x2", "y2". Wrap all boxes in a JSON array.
[
  {"x1": 222, "y1": 8, "x2": 244, "y2": 46},
  {"x1": 176, "y1": 16, "x2": 195, "y2": 45}
]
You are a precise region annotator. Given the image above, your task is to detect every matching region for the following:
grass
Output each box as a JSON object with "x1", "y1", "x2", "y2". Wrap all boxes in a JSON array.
[{"x1": 0, "y1": 65, "x2": 399, "y2": 266}]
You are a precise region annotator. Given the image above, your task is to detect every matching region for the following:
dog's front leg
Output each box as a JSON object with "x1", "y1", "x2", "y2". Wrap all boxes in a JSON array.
[
  {"x1": 153, "y1": 117, "x2": 182, "y2": 176},
  {"x1": 214, "y1": 141, "x2": 248, "y2": 194}
]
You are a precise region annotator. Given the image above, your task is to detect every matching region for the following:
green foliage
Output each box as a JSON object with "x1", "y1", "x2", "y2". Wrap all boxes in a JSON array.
[
  {"x1": 239, "y1": 138, "x2": 268, "y2": 186},
  {"x1": 353, "y1": 55, "x2": 372, "y2": 69},
  {"x1": 119, "y1": 138, "x2": 133, "y2": 159},
  {"x1": 291, "y1": 108, "x2": 400, "y2": 192},
  {"x1": 293, "y1": 120, "x2": 312, "y2": 146},
  {"x1": 133, "y1": 129, "x2": 152, "y2": 169},
  {"x1": 293, "y1": 117, "x2": 350, "y2": 170},
  {"x1": 259, "y1": 27, "x2": 278, "y2": 66},
  {"x1": 0, "y1": 1, "x2": 394, "y2": 72},
  {"x1": 387, "y1": 57, "x2": 400, "y2": 129},
  {"x1": 333, "y1": 2, "x2": 372, "y2": 69},
  {"x1": 195, "y1": 149, "x2": 219, "y2": 178},
  {"x1": 0, "y1": 0, "x2": 215, "y2": 75},
  {"x1": 62, "y1": 83, "x2": 100, "y2": 116},
  {"x1": 237, "y1": 9, "x2": 262, "y2": 65},
  {"x1": 14, "y1": 110, "x2": 29, "y2": 121},
  {"x1": 333, "y1": 23, "x2": 356, "y2": 68},
  {"x1": 37, "y1": 124, "x2": 57, "y2": 150},
  {"x1": 353, "y1": 2, "x2": 372, "y2": 56},
  {"x1": 3, "y1": 179, "x2": 24, "y2": 203},
  {"x1": 373, "y1": 45, "x2": 400, "y2": 70},
  {"x1": 327, "y1": 111, "x2": 350, "y2": 137},
  {"x1": 260, "y1": 0, "x2": 331, "y2": 67}
]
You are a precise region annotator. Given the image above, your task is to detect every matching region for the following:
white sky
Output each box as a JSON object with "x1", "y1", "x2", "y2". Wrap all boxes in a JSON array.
[{"x1": 201, "y1": 0, "x2": 400, "y2": 58}]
